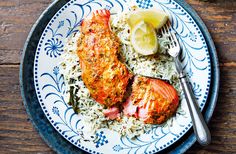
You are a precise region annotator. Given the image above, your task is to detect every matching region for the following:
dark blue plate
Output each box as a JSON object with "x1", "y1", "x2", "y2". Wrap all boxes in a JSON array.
[{"x1": 20, "y1": 0, "x2": 219, "y2": 153}]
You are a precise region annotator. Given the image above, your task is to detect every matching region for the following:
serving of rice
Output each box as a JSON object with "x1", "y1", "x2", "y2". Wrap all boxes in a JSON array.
[{"x1": 60, "y1": 8, "x2": 181, "y2": 139}]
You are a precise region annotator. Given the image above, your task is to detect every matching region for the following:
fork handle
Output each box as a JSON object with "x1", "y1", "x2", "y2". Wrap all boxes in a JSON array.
[{"x1": 179, "y1": 72, "x2": 211, "y2": 146}]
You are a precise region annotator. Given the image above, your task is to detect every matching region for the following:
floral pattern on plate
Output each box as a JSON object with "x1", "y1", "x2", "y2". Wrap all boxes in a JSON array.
[{"x1": 34, "y1": 0, "x2": 211, "y2": 153}]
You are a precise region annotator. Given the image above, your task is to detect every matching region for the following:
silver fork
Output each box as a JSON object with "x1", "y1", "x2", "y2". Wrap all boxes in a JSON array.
[{"x1": 162, "y1": 22, "x2": 211, "y2": 146}]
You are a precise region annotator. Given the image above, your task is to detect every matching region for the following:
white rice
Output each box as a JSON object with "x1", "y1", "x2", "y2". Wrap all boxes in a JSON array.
[{"x1": 60, "y1": 8, "x2": 180, "y2": 140}]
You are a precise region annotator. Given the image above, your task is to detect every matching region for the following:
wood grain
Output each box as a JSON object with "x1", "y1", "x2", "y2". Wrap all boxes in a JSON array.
[
  {"x1": 0, "y1": 0, "x2": 235, "y2": 153},
  {"x1": 0, "y1": 66, "x2": 53, "y2": 153},
  {"x1": 185, "y1": 0, "x2": 236, "y2": 64},
  {"x1": 0, "y1": 0, "x2": 51, "y2": 65}
]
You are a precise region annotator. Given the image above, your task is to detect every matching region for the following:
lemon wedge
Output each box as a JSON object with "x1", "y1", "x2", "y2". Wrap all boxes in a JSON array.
[
  {"x1": 131, "y1": 21, "x2": 158, "y2": 55},
  {"x1": 128, "y1": 9, "x2": 169, "y2": 30}
]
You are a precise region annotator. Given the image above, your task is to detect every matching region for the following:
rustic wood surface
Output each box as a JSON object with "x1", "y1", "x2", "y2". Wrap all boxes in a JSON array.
[{"x1": 0, "y1": 0, "x2": 235, "y2": 153}]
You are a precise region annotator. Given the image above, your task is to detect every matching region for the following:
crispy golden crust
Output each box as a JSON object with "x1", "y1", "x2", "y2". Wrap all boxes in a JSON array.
[
  {"x1": 77, "y1": 10, "x2": 132, "y2": 107},
  {"x1": 124, "y1": 76, "x2": 179, "y2": 124}
]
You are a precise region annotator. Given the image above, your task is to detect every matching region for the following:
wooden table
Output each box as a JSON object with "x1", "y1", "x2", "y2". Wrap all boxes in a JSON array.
[{"x1": 0, "y1": 0, "x2": 235, "y2": 153}]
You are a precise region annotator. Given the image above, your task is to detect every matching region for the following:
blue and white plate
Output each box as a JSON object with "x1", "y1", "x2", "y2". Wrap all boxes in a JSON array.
[{"x1": 21, "y1": 0, "x2": 218, "y2": 153}]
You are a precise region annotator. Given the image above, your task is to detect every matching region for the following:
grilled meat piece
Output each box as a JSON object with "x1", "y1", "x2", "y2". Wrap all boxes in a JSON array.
[
  {"x1": 77, "y1": 10, "x2": 132, "y2": 107},
  {"x1": 123, "y1": 76, "x2": 179, "y2": 124}
]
